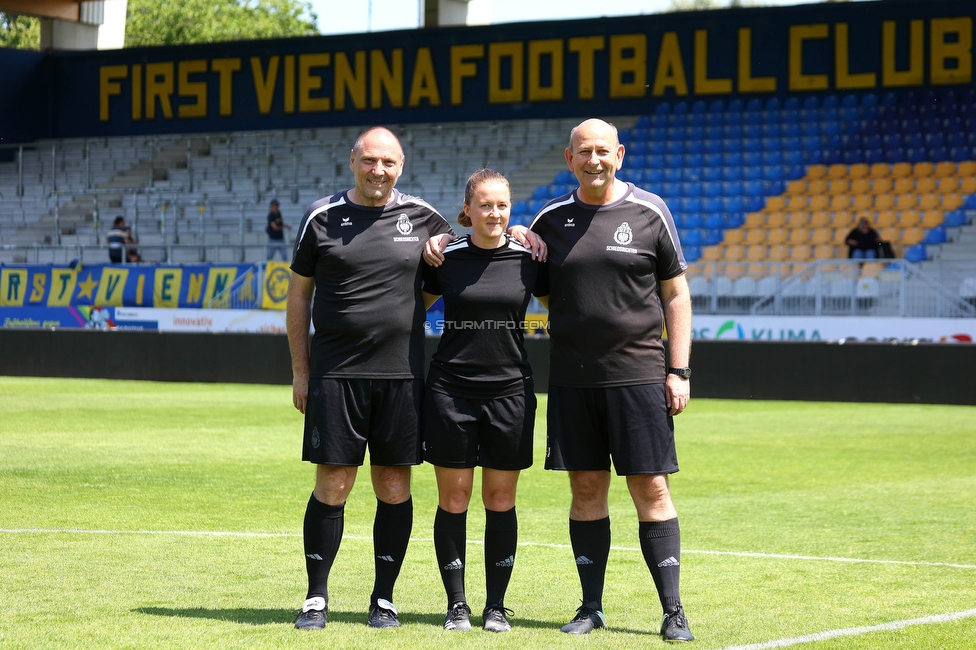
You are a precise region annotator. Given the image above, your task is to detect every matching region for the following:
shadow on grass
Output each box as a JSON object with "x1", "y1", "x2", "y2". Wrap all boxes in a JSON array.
[{"x1": 134, "y1": 606, "x2": 650, "y2": 634}]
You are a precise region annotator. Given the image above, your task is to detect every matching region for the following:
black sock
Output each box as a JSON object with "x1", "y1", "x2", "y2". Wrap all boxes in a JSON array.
[
  {"x1": 484, "y1": 507, "x2": 518, "y2": 607},
  {"x1": 433, "y1": 507, "x2": 467, "y2": 606},
  {"x1": 370, "y1": 497, "x2": 413, "y2": 605},
  {"x1": 303, "y1": 494, "x2": 344, "y2": 604},
  {"x1": 569, "y1": 517, "x2": 610, "y2": 610},
  {"x1": 639, "y1": 518, "x2": 683, "y2": 613}
]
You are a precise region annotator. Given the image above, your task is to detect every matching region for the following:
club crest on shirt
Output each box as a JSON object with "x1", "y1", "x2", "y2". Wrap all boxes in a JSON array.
[
  {"x1": 613, "y1": 222, "x2": 634, "y2": 245},
  {"x1": 396, "y1": 214, "x2": 413, "y2": 235}
]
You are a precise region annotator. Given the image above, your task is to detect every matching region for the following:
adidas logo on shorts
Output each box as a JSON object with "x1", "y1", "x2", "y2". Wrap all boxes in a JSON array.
[
  {"x1": 575, "y1": 555, "x2": 594, "y2": 565},
  {"x1": 443, "y1": 558, "x2": 464, "y2": 570},
  {"x1": 495, "y1": 555, "x2": 515, "y2": 567}
]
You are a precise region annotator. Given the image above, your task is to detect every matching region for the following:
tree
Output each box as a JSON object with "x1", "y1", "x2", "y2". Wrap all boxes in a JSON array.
[
  {"x1": 0, "y1": 12, "x2": 41, "y2": 50},
  {"x1": 125, "y1": 0, "x2": 319, "y2": 47}
]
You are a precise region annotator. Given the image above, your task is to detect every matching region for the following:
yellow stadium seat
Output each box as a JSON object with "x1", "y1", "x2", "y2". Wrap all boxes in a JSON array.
[
  {"x1": 789, "y1": 244, "x2": 812, "y2": 262},
  {"x1": 875, "y1": 209, "x2": 897, "y2": 228},
  {"x1": 701, "y1": 245, "x2": 723, "y2": 262},
  {"x1": 913, "y1": 161, "x2": 934, "y2": 177},
  {"x1": 942, "y1": 193, "x2": 963, "y2": 210},
  {"x1": 936, "y1": 176, "x2": 959, "y2": 193},
  {"x1": 724, "y1": 245, "x2": 745, "y2": 261},
  {"x1": 827, "y1": 178, "x2": 849, "y2": 194},
  {"x1": 874, "y1": 193, "x2": 895, "y2": 210},
  {"x1": 746, "y1": 245, "x2": 769, "y2": 262},
  {"x1": 849, "y1": 163, "x2": 869, "y2": 179},
  {"x1": 810, "y1": 227, "x2": 833, "y2": 245},
  {"x1": 807, "y1": 178, "x2": 828, "y2": 195},
  {"x1": 787, "y1": 211, "x2": 810, "y2": 228},
  {"x1": 786, "y1": 195, "x2": 808, "y2": 212},
  {"x1": 834, "y1": 226, "x2": 853, "y2": 244},
  {"x1": 829, "y1": 194, "x2": 851, "y2": 211},
  {"x1": 920, "y1": 210, "x2": 943, "y2": 228},
  {"x1": 809, "y1": 210, "x2": 832, "y2": 228},
  {"x1": 933, "y1": 161, "x2": 956, "y2": 178},
  {"x1": 813, "y1": 243, "x2": 837, "y2": 259},
  {"x1": 897, "y1": 209, "x2": 920, "y2": 227},
  {"x1": 917, "y1": 193, "x2": 939, "y2": 211},
  {"x1": 766, "y1": 195, "x2": 787, "y2": 211},
  {"x1": 851, "y1": 193, "x2": 873, "y2": 211},
  {"x1": 807, "y1": 164, "x2": 828, "y2": 179},
  {"x1": 767, "y1": 244, "x2": 789, "y2": 262},
  {"x1": 890, "y1": 162, "x2": 912, "y2": 178},
  {"x1": 895, "y1": 193, "x2": 918, "y2": 210},
  {"x1": 787, "y1": 228, "x2": 811, "y2": 246},
  {"x1": 850, "y1": 177, "x2": 871, "y2": 195},
  {"x1": 768, "y1": 228, "x2": 788, "y2": 245},
  {"x1": 745, "y1": 263, "x2": 769, "y2": 278},
  {"x1": 959, "y1": 176, "x2": 976, "y2": 194},
  {"x1": 808, "y1": 194, "x2": 829, "y2": 211},
  {"x1": 744, "y1": 212, "x2": 765, "y2": 228},
  {"x1": 957, "y1": 161, "x2": 976, "y2": 176},
  {"x1": 744, "y1": 228, "x2": 766, "y2": 245},
  {"x1": 901, "y1": 226, "x2": 924, "y2": 246},
  {"x1": 893, "y1": 176, "x2": 915, "y2": 193},
  {"x1": 868, "y1": 162, "x2": 890, "y2": 178},
  {"x1": 693, "y1": 262, "x2": 716, "y2": 278},
  {"x1": 723, "y1": 262, "x2": 746, "y2": 279},
  {"x1": 827, "y1": 163, "x2": 847, "y2": 179},
  {"x1": 786, "y1": 179, "x2": 807, "y2": 195},
  {"x1": 871, "y1": 176, "x2": 893, "y2": 194},
  {"x1": 723, "y1": 228, "x2": 745, "y2": 246},
  {"x1": 766, "y1": 211, "x2": 788, "y2": 228},
  {"x1": 860, "y1": 262, "x2": 883, "y2": 278},
  {"x1": 915, "y1": 176, "x2": 936, "y2": 194}
]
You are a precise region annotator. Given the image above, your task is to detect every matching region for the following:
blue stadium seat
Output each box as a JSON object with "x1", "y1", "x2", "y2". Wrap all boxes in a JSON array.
[
  {"x1": 765, "y1": 97, "x2": 782, "y2": 112},
  {"x1": 924, "y1": 226, "x2": 947, "y2": 245},
  {"x1": 724, "y1": 151, "x2": 744, "y2": 167},
  {"x1": 861, "y1": 92, "x2": 879, "y2": 107},
  {"x1": 651, "y1": 113, "x2": 669, "y2": 127},
  {"x1": 682, "y1": 167, "x2": 702, "y2": 182},
  {"x1": 822, "y1": 94, "x2": 840, "y2": 109},
  {"x1": 746, "y1": 195, "x2": 766, "y2": 212},
  {"x1": 725, "y1": 111, "x2": 744, "y2": 126},
  {"x1": 683, "y1": 246, "x2": 702, "y2": 262},
  {"x1": 721, "y1": 166, "x2": 743, "y2": 182},
  {"x1": 704, "y1": 229, "x2": 724, "y2": 246},
  {"x1": 723, "y1": 181, "x2": 743, "y2": 197},
  {"x1": 703, "y1": 196, "x2": 723, "y2": 212},
  {"x1": 744, "y1": 151, "x2": 763, "y2": 167},
  {"x1": 723, "y1": 139, "x2": 743, "y2": 153},
  {"x1": 786, "y1": 164, "x2": 804, "y2": 180},
  {"x1": 965, "y1": 195, "x2": 976, "y2": 210},
  {"x1": 822, "y1": 121, "x2": 842, "y2": 136},
  {"x1": 664, "y1": 168, "x2": 683, "y2": 182},
  {"x1": 763, "y1": 137, "x2": 783, "y2": 152},
  {"x1": 666, "y1": 140, "x2": 686, "y2": 155},
  {"x1": 647, "y1": 154, "x2": 666, "y2": 169},
  {"x1": 881, "y1": 92, "x2": 897, "y2": 106},
  {"x1": 783, "y1": 96, "x2": 801, "y2": 111},
  {"x1": 635, "y1": 115, "x2": 652, "y2": 128},
  {"x1": 929, "y1": 146, "x2": 948, "y2": 163},
  {"x1": 683, "y1": 212, "x2": 704, "y2": 229},
  {"x1": 665, "y1": 154, "x2": 684, "y2": 168},
  {"x1": 906, "y1": 147, "x2": 927, "y2": 163},
  {"x1": 950, "y1": 147, "x2": 970, "y2": 162},
  {"x1": 704, "y1": 166, "x2": 723, "y2": 181},
  {"x1": 687, "y1": 125, "x2": 705, "y2": 141},
  {"x1": 842, "y1": 149, "x2": 864, "y2": 164},
  {"x1": 764, "y1": 165, "x2": 786, "y2": 180},
  {"x1": 743, "y1": 165, "x2": 764, "y2": 181},
  {"x1": 944, "y1": 210, "x2": 967, "y2": 227},
  {"x1": 744, "y1": 123, "x2": 762, "y2": 139},
  {"x1": 709, "y1": 99, "x2": 726, "y2": 113},
  {"x1": 646, "y1": 167, "x2": 665, "y2": 183},
  {"x1": 704, "y1": 212, "x2": 725, "y2": 230},
  {"x1": 683, "y1": 196, "x2": 702, "y2": 212},
  {"x1": 527, "y1": 199, "x2": 545, "y2": 212},
  {"x1": 905, "y1": 244, "x2": 927, "y2": 263},
  {"x1": 824, "y1": 149, "x2": 844, "y2": 165},
  {"x1": 766, "y1": 179, "x2": 786, "y2": 195},
  {"x1": 531, "y1": 186, "x2": 549, "y2": 199},
  {"x1": 802, "y1": 96, "x2": 820, "y2": 110},
  {"x1": 691, "y1": 100, "x2": 707, "y2": 114},
  {"x1": 724, "y1": 212, "x2": 746, "y2": 229},
  {"x1": 782, "y1": 122, "x2": 802, "y2": 138},
  {"x1": 723, "y1": 196, "x2": 745, "y2": 212},
  {"x1": 784, "y1": 148, "x2": 804, "y2": 166},
  {"x1": 841, "y1": 93, "x2": 859, "y2": 108},
  {"x1": 763, "y1": 150, "x2": 784, "y2": 166},
  {"x1": 684, "y1": 153, "x2": 704, "y2": 169},
  {"x1": 648, "y1": 140, "x2": 667, "y2": 155},
  {"x1": 884, "y1": 147, "x2": 905, "y2": 163},
  {"x1": 655, "y1": 102, "x2": 671, "y2": 115},
  {"x1": 863, "y1": 133, "x2": 882, "y2": 149},
  {"x1": 863, "y1": 148, "x2": 884, "y2": 165},
  {"x1": 802, "y1": 122, "x2": 821, "y2": 137},
  {"x1": 805, "y1": 149, "x2": 824, "y2": 165}
]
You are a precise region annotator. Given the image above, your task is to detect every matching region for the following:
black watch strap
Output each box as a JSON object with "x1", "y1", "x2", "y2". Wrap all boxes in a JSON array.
[{"x1": 668, "y1": 367, "x2": 692, "y2": 379}]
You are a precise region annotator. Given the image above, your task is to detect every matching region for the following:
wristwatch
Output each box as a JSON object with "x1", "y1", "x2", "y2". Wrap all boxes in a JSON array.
[{"x1": 668, "y1": 367, "x2": 692, "y2": 380}]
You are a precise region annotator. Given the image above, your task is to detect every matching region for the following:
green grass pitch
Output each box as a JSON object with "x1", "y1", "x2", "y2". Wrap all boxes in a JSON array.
[{"x1": 1, "y1": 376, "x2": 974, "y2": 649}]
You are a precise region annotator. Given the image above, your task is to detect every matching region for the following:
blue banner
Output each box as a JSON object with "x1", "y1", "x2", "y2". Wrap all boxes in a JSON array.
[{"x1": 0, "y1": 264, "x2": 258, "y2": 309}]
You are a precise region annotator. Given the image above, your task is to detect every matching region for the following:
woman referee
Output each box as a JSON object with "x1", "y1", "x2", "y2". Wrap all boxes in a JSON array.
[{"x1": 421, "y1": 169, "x2": 548, "y2": 633}]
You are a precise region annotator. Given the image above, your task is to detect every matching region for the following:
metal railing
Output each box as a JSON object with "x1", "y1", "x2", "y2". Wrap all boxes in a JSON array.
[{"x1": 689, "y1": 260, "x2": 976, "y2": 318}]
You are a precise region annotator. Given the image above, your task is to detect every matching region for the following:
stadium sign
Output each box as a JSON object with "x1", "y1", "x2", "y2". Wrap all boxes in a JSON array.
[
  {"x1": 693, "y1": 315, "x2": 975, "y2": 343},
  {"x1": 1, "y1": 1, "x2": 973, "y2": 140}
]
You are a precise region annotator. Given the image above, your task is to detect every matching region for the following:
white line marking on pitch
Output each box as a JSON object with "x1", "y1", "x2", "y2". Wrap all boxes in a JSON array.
[
  {"x1": 2, "y1": 529, "x2": 975, "y2": 570},
  {"x1": 717, "y1": 608, "x2": 976, "y2": 650}
]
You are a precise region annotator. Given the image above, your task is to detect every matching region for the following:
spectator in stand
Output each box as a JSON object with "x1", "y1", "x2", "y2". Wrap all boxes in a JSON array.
[
  {"x1": 267, "y1": 199, "x2": 292, "y2": 261},
  {"x1": 845, "y1": 217, "x2": 882, "y2": 259},
  {"x1": 106, "y1": 216, "x2": 135, "y2": 264}
]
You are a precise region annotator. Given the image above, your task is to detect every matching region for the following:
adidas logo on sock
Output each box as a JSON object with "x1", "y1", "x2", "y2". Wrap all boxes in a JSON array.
[
  {"x1": 657, "y1": 556, "x2": 680, "y2": 568},
  {"x1": 575, "y1": 555, "x2": 594, "y2": 565},
  {"x1": 377, "y1": 555, "x2": 395, "y2": 562},
  {"x1": 495, "y1": 555, "x2": 515, "y2": 567},
  {"x1": 305, "y1": 553, "x2": 323, "y2": 561},
  {"x1": 443, "y1": 558, "x2": 464, "y2": 570}
]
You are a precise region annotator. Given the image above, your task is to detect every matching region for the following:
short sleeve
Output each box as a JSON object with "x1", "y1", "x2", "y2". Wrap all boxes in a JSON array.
[
  {"x1": 532, "y1": 260, "x2": 550, "y2": 298},
  {"x1": 421, "y1": 261, "x2": 442, "y2": 295}
]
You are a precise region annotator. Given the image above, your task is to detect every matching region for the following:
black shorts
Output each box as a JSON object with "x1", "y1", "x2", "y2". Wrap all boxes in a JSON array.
[
  {"x1": 302, "y1": 377, "x2": 423, "y2": 466},
  {"x1": 545, "y1": 383, "x2": 678, "y2": 476},
  {"x1": 422, "y1": 380, "x2": 535, "y2": 471}
]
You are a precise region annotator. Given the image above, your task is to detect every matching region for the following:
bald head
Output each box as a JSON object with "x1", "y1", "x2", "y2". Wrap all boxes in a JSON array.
[
  {"x1": 348, "y1": 126, "x2": 405, "y2": 207},
  {"x1": 565, "y1": 118, "x2": 625, "y2": 205},
  {"x1": 568, "y1": 119, "x2": 619, "y2": 151},
  {"x1": 353, "y1": 126, "x2": 404, "y2": 159}
]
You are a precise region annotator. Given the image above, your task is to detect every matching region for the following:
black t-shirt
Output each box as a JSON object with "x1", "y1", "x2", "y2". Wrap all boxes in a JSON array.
[
  {"x1": 291, "y1": 189, "x2": 454, "y2": 379},
  {"x1": 422, "y1": 235, "x2": 549, "y2": 398},
  {"x1": 846, "y1": 226, "x2": 879, "y2": 252},
  {"x1": 530, "y1": 183, "x2": 686, "y2": 387},
  {"x1": 267, "y1": 211, "x2": 285, "y2": 241}
]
